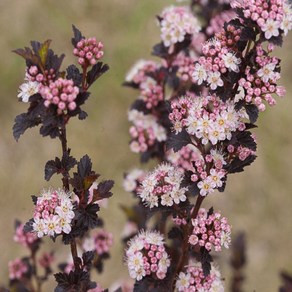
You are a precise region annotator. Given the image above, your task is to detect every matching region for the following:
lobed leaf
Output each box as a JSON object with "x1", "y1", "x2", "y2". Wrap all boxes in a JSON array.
[
  {"x1": 86, "y1": 62, "x2": 109, "y2": 87},
  {"x1": 66, "y1": 64, "x2": 82, "y2": 86},
  {"x1": 71, "y1": 25, "x2": 84, "y2": 47},
  {"x1": 93, "y1": 180, "x2": 114, "y2": 201},
  {"x1": 13, "y1": 113, "x2": 41, "y2": 141},
  {"x1": 166, "y1": 129, "x2": 192, "y2": 152},
  {"x1": 245, "y1": 104, "x2": 259, "y2": 124},
  {"x1": 77, "y1": 155, "x2": 92, "y2": 179},
  {"x1": 227, "y1": 155, "x2": 257, "y2": 174}
]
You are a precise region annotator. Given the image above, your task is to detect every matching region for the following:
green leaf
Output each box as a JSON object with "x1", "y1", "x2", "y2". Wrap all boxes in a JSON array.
[{"x1": 38, "y1": 39, "x2": 52, "y2": 67}]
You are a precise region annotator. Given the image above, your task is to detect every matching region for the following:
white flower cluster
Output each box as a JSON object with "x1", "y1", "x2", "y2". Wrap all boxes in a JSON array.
[
  {"x1": 123, "y1": 168, "x2": 145, "y2": 192},
  {"x1": 172, "y1": 96, "x2": 247, "y2": 146},
  {"x1": 176, "y1": 262, "x2": 224, "y2": 291},
  {"x1": 138, "y1": 163, "x2": 187, "y2": 208},
  {"x1": 128, "y1": 109, "x2": 167, "y2": 153},
  {"x1": 160, "y1": 6, "x2": 201, "y2": 48},
  {"x1": 32, "y1": 188, "x2": 75, "y2": 238},
  {"x1": 125, "y1": 59, "x2": 158, "y2": 84},
  {"x1": 192, "y1": 39, "x2": 241, "y2": 90},
  {"x1": 126, "y1": 230, "x2": 170, "y2": 281}
]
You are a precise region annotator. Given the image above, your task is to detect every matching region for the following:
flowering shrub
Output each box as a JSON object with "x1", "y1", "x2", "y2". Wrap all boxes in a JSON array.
[
  {"x1": 123, "y1": 0, "x2": 292, "y2": 291},
  {"x1": 2, "y1": 0, "x2": 292, "y2": 291},
  {"x1": 4, "y1": 26, "x2": 114, "y2": 291}
]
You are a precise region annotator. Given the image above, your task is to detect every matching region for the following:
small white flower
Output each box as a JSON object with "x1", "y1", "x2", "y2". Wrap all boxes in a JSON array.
[
  {"x1": 221, "y1": 230, "x2": 231, "y2": 248},
  {"x1": 147, "y1": 195, "x2": 159, "y2": 208},
  {"x1": 58, "y1": 215, "x2": 72, "y2": 234},
  {"x1": 281, "y1": 15, "x2": 292, "y2": 36},
  {"x1": 43, "y1": 216, "x2": 62, "y2": 237},
  {"x1": 128, "y1": 252, "x2": 144, "y2": 272},
  {"x1": 146, "y1": 230, "x2": 164, "y2": 246},
  {"x1": 33, "y1": 218, "x2": 45, "y2": 238},
  {"x1": 153, "y1": 124, "x2": 167, "y2": 142},
  {"x1": 17, "y1": 81, "x2": 40, "y2": 102},
  {"x1": 171, "y1": 188, "x2": 187, "y2": 204},
  {"x1": 222, "y1": 52, "x2": 241, "y2": 72},
  {"x1": 262, "y1": 19, "x2": 281, "y2": 39},
  {"x1": 176, "y1": 272, "x2": 191, "y2": 291},
  {"x1": 209, "y1": 169, "x2": 225, "y2": 188},
  {"x1": 82, "y1": 237, "x2": 96, "y2": 252},
  {"x1": 192, "y1": 63, "x2": 207, "y2": 85},
  {"x1": 197, "y1": 178, "x2": 214, "y2": 196},
  {"x1": 207, "y1": 71, "x2": 224, "y2": 90},
  {"x1": 257, "y1": 63, "x2": 276, "y2": 83},
  {"x1": 158, "y1": 254, "x2": 170, "y2": 271},
  {"x1": 161, "y1": 194, "x2": 173, "y2": 206},
  {"x1": 172, "y1": 120, "x2": 183, "y2": 134},
  {"x1": 130, "y1": 141, "x2": 140, "y2": 153}
]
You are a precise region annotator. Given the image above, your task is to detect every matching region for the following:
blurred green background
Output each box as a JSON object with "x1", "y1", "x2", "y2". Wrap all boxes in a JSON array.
[{"x1": 0, "y1": 0, "x2": 292, "y2": 291}]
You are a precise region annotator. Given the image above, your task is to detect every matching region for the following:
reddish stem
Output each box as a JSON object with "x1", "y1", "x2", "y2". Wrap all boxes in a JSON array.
[
  {"x1": 59, "y1": 123, "x2": 79, "y2": 271},
  {"x1": 171, "y1": 195, "x2": 205, "y2": 289}
]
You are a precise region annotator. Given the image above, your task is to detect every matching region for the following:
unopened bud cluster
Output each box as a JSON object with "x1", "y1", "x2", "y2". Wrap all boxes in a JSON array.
[
  {"x1": 73, "y1": 37, "x2": 104, "y2": 66},
  {"x1": 126, "y1": 230, "x2": 170, "y2": 281},
  {"x1": 83, "y1": 229, "x2": 114, "y2": 255},
  {"x1": 39, "y1": 78, "x2": 79, "y2": 114},
  {"x1": 189, "y1": 208, "x2": 231, "y2": 252}
]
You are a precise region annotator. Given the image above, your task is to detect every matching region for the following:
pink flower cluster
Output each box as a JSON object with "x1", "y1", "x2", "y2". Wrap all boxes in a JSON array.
[
  {"x1": 189, "y1": 208, "x2": 231, "y2": 252},
  {"x1": 166, "y1": 145, "x2": 201, "y2": 172},
  {"x1": 175, "y1": 262, "x2": 224, "y2": 291},
  {"x1": 32, "y1": 188, "x2": 75, "y2": 238},
  {"x1": 192, "y1": 37, "x2": 241, "y2": 90},
  {"x1": 206, "y1": 10, "x2": 237, "y2": 36},
  {"x1": 83, "y1": 229, "x2": 114, "y2": 255},
  {"x1": 215, "y1": 23, "x2": 242, "y2": 48},
  {"x1": 26, "y1": 65, "x2": 56, "y2": 84},
  {"x1": 140, "y1": 82, "x2": 164, "y2": 109},
  {"x1": 159, "y1": 6, "x2": 201, "y2": 49},
  {"x1": 126, "y1": 230, "x2": 170, "y2": 281},
  {"x1": 169, "y1": 95, "x2": 246, "y2": 145},
  {"x1": 128, "y1": 109, "x2": 167, "y2": 154},
  {"x1": 173, "y1": 52, "x2": 197, "y2": 82},
  {"x1": 73, "y1": 37, "x2": 104, "y2": 66},
  {"x1": 123, "y1": 168, "x2": 146, "y2": 193},
  {"x1": 14, "y1": 223, "x2": 38, "y2": 248},
  {"x1": 138, "y1": 163, "x2": 187, "y2": 208},
  {"x1": 172, "y1": 215, "x2": 187, "y2": 226},
  {"x1": 191, "y1": 154, "x2": 227, "y2": 197},
  {"x1": 39, "y1": 78, "x2": 79, "y2": 114},
  {"x1": 38, "y1": 252, "x2": 55, "y2": 269},
  {"x1": 8, "y1": 259, "x2": 28, "y2": 280},
  {"x1": 232, "y1": 0, "x2": 292, "y2": 39},
  {"x1": 185, "y1": 145, "x2": 254, "y2": 197},
  {"x1": 238, "y1": 44, "x2": 284, "y2": 111},
  {"x1": 125, "y1": 60, "x2": 158, "y2": 85}
]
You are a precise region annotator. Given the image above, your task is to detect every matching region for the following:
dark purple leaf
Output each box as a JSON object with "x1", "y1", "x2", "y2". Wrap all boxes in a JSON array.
[
  {"x1": 77, "y1": 155, "x2": 92, "y2": 179},
  {"x1": 66, "y1": 64, "x2": 82, "y2": 86},
  {"x1": 166, "y1": 129, "x2": 191, "y2": 152},
  {"x1": 86, "y1": 62, "x2": 109, "y2": 87},
  {"x1": 71, "y1": 25, "x2": 84, "y2": 47}
]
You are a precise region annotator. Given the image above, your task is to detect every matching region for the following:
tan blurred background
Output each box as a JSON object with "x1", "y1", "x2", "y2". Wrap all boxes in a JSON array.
[{"x1": 0, "y1": 0, "x2": 291, "y2": 291}]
